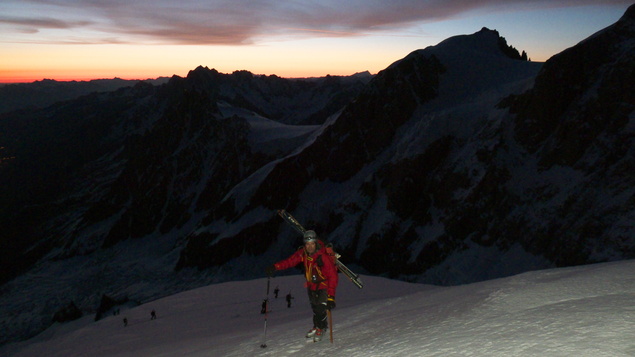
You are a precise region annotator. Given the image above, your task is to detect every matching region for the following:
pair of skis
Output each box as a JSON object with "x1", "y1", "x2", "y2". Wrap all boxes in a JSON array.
[{"x1": 277, "y1": 209, "x2": 364, "y2": 289}]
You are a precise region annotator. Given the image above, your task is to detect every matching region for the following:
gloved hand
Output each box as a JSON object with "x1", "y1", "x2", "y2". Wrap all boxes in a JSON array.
[
  {"x1": 265, "y1": 265, "x2": 276, "y2": 277},
  {"x1": 326, "y1": 295, "x2": 336, "y2": 310}
]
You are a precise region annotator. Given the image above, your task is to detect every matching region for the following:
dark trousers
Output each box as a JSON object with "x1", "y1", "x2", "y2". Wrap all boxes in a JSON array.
[{"x1": 307, "y1": 289, "x2": 328, "y2": 329}]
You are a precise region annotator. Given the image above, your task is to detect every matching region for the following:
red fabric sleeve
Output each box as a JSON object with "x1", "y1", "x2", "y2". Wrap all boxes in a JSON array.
[{"x1": 274, "y1": 248, "x2": 304, "y2": 271}]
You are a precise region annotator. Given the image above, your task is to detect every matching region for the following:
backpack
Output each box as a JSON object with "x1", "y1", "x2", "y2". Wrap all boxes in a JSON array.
[{"x1": 316, "y1": 240, "x2": 338, "y2": 272}]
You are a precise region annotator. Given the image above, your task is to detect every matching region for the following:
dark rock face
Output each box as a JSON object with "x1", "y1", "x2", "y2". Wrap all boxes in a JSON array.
[
  {"x1": 504, "y1": 5, "x2": 635, "y2": 264},
  {"x1": 52, "y1": 301, "x2": 83, "y2": 323},
  {"x1": 511, "y1": 5, "x2": 635, "y2": 160}
]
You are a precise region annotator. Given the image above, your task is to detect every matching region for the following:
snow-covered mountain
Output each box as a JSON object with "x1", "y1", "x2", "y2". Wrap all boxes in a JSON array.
[
  {"x1": 1, "y1": 4, "x2": 634, "y2": 347},
  {"x1": 2, "y1": 259, "x2": 635, "y2": 356},
  {"x1": 0, "y1": 70, "x2": 370, "y2": 344}
]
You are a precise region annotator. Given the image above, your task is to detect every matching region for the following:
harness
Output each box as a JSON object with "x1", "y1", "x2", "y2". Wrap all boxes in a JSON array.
[{"x1": 305, "y1": 253, "x2": 326, "y2": 285}]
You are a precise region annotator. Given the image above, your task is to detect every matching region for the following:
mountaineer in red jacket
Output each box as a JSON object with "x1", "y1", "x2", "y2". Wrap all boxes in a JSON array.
[{"x1": 266, "y1": 230, "x2": 338, "y2": 342}]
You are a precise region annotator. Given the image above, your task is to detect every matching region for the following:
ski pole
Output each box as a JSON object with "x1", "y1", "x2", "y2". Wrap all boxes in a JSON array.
[
  {"x1": 260, "y1": 276, "x2": 271, "y2": 348},
  {"x1": 327, "y1": 309, "x2": 333, "y2": 344}
]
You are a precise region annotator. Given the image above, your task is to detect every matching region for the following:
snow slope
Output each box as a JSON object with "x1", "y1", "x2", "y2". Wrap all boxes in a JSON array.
[{"x1": 3, "y1": 259, "x2": 635, "y2": 356}]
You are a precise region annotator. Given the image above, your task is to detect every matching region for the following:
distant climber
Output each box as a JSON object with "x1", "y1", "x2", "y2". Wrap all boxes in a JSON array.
[{"x1": 261, "y1": 299, "x2": 267, "y2": 314}]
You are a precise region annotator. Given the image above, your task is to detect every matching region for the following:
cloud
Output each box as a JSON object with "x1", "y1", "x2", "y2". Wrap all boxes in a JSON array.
[
  {"x1": 1, "y1": 0, "x2": 632, "y2": 45},
  {"x1": 0, "y1": 15, "x2": 91, "y2": 30}
]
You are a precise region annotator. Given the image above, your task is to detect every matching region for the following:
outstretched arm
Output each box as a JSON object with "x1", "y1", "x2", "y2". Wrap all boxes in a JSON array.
[{"x1": 273, "y1": 248, "x2": 304, "y2": 271}]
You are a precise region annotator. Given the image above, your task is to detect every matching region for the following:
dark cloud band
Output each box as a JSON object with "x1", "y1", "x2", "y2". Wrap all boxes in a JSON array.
[{"x1": 1, "y1": 0, "x2": 632, "y2": 45}]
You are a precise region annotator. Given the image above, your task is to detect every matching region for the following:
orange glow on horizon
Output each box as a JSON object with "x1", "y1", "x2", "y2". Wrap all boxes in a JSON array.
[
  {"x1": 0, "y1": 68, "x2": 373, "y2": 84},
  {"x1": 0, "y1": 72, "x2": 176, "y2": 84},
  {"x1": 0, "y1": 59, "x2": 380, "y2": 84},
  {"x1": 0, "y1": 37, "x2": 400, "y2": 84}
]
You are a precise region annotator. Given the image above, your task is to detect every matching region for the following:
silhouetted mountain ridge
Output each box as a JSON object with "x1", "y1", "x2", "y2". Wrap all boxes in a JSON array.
[{"x1": 0, "y1": 77, "x2": 170, "y2": 114}]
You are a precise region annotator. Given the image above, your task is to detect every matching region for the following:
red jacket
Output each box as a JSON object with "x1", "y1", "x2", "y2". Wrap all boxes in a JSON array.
[{"x1": 273, "y1": 240, "x2": 338, "y2": 297}]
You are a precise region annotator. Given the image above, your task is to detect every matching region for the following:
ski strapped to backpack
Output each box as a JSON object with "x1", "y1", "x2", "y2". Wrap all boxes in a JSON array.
[{"x1": 277, "y1": 209, "x2": 363, "y2": 289}]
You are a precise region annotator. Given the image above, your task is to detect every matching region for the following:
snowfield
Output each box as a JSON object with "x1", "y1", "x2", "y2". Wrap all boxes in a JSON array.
[{"x1": 2, "y1": 259, "x2": 635, "y2": 356}]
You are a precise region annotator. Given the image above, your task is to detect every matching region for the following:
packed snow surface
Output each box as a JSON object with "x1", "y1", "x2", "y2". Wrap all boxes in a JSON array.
[{"x1": 2, "y1": 259, "x2": 635, "y2": 356}]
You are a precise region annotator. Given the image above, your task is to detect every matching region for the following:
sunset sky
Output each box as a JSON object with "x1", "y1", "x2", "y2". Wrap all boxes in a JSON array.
[{"x1": 0, "y1": 1, "x2": 631, "y2": 83}]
